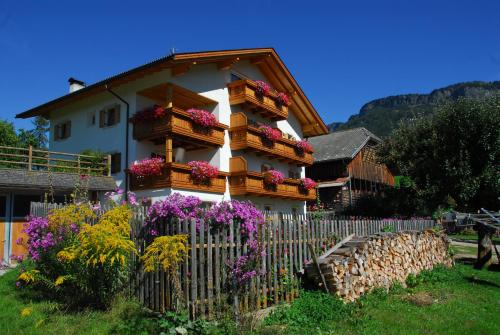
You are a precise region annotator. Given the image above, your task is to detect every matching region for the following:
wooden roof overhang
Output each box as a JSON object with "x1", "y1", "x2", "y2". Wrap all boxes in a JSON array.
[{"x1": 16, "y1": 48, "x2": 328, "y2": 137}]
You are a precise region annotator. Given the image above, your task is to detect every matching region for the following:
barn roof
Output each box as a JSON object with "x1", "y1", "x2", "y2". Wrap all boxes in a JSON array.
[{"x1": 309, "y1": 127, "x2": 381, "y2": 162}]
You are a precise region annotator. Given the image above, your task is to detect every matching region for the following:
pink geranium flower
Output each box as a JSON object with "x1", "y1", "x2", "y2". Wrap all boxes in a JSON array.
[
  {"x1": 187, "y1": 108, "x2": 217, "y2": 128},
  {"x1": 187, "y1": 161, "x2": 219, "y2": 183},
  {"x1": 300, "y1": 177, "x2": 317, "y2": 191},
  {"x1": 255, "y1": 80, "x2": 271, "y2": 96},
  {"x1": 259, "y1": 125, "x2": 282, "y2": 142},
  {"x1": 263, "y1": 170, "x2": 285, "y2": 186},
  {"x1": 295, "y1": 139, "x2": 314, "y2": 153},
  {"x1": 128, "y1": 157, "x2": 164, "y2": 178}
]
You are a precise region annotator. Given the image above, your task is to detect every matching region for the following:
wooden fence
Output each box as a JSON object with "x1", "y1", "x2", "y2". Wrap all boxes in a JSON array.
[{"x1": 30, "y1": 202, "x2": 435, "y2": 318}]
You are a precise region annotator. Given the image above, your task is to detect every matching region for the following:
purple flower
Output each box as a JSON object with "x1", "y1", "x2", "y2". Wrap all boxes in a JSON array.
[
  {"x1": 15, "y1": 237, "x2": 23, "y2": 245},
  {"x1": 15, "y1": 281, "x2": 21, "y2": 288}
]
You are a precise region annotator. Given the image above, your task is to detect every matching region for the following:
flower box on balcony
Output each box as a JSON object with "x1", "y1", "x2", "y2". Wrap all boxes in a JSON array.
[
  {"x1": 132, "y1": 107, "x2": 227, "y2": 147},
  {"x1": 229, "y1": 113, "x2": 314, "y2": 166},
  {"x1": 227, "y1": 79, "x2": 289, "y2": 121},
  {"x1": 129, "y1": 162, "x2": 228, "y2": 193},
  {"x1": 228, "y1": 157, "x2": 316, "y2": 201}
]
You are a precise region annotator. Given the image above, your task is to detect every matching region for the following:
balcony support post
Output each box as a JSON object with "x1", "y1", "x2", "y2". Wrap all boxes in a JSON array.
[
  {"x1": 166, "y1": 84, "x2": 174, "y2": 108},
  {"x1": 166, "y1": 135, "x2": 173, "y2": 163}
]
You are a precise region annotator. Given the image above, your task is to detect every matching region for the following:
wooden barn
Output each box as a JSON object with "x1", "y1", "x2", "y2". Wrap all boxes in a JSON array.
[{"x1": 306, "y1": 128, "x2": 395, "y2": 211}]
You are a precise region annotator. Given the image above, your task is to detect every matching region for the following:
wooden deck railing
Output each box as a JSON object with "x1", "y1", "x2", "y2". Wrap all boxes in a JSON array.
[
  {"x1": 230, "y1": 113, "x2": 313, "y2": 166},
  {"x1": 129, "y1": 162, "x2": 228, "y2": 193},
  {"x1": 229, "y1": 156, "x2": 316, "y2": 201},
  {"x1": 0, "y1": 145, "x2": 111, "y2": 176},
  {"x1": 227, "y1": 79, "x2": 288, "y2": 121}
]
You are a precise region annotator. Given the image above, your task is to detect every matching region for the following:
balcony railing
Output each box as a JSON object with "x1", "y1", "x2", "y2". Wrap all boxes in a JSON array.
[
  {"x1": 133, "y1": 107, "x2": 227, "y2": 147},
  {"x1": 0, "y1": 145, "x2": 111, "y2": 176},
  {"x1": 129, "y1": 162, "x2": 228, "y2": 194},
  {"x1": 229, "y1": 113, "x2": 314, "y2": 166},
  {"x1": 229, "y1": 157, "x2": 316, "y2": 201},
  {"x1": 227, "y1": 79, "x2": 288, "y2": 121}
]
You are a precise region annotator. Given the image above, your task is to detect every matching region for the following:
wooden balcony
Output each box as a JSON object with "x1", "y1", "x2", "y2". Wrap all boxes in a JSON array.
[
  {"x1": 134, "y1": 83, "x2": 227, "y2": 148},
  {"x1": 227, "y1": 79, "x2": 288, "y2": 121},
  {"x1": 229, "y1": 157, "x2": 316, "y2": 201},
  {"x1": 133, "y1": 107, "x2": 227, "y2": 147},
  {"x1": 229, "y1": 113, "x2": 313, "y2": 166},
  {"x1": 129, "y1": 162, "x2": 228, "y2": 194}
]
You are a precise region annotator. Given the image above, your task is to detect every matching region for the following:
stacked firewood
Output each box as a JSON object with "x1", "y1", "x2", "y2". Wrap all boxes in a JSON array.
[{"x1": 306, "y1": 230, "x2": 454, "y2": 301}]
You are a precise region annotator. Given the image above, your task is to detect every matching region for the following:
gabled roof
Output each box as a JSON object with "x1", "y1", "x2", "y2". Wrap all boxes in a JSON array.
[
  {"x1": 309, "y1": 127, "x2": 382, "y2": 162},
  {"x1": 16, "y1": 48, "x2": 328, "y2": 136}
]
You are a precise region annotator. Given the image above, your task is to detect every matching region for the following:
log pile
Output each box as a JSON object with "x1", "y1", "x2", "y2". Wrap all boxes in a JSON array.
[{"x1": 305, "y1": 230, "x2": 454, "y2": 301}]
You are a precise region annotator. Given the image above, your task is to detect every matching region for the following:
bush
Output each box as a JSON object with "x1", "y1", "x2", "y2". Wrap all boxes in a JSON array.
[{"x1": 17, "y1": 204, "x2": 137, "y2": 308}]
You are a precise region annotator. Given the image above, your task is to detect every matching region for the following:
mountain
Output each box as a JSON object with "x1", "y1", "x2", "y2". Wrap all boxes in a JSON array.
[{"x1": 329, "y1": 81, "x2": 500, "y2": 137}]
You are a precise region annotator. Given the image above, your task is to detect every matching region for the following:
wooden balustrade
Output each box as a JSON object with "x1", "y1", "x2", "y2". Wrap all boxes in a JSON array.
[
  {"x1": 129, "y1": 162, "x2": 228, "y2": 193},
  {"x1": 0, "y1": 145, "x2": 110, "y2": 176},
  {"x1": 230, "y1": 113, "x2": 313, "y2": 166},
  {"x1": 133, "y1": 107, "x2": 227, "y2": 146},
  {"x1": 227, "y1": 79, "x2": 288, "y2": 121},
  {"x1": 229, "y1": 157, "x2": 316, "y2": 201}
]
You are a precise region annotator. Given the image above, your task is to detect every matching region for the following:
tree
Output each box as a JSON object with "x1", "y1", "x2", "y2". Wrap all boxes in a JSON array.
[
  {"x1": 31, "y1": 116, "x2": 50, "y2": 148},
  {"x1": 0, "y1": 120, "x2": 20, "y2": 147},
  {"x1": 378, "y1": 97, "x2": 500, "y2": 213}
]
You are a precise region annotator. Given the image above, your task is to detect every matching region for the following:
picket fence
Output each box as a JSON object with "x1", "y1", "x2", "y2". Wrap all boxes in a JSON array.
[{"x1": 30, "y1": 202, "x2": 435, "y2": 318}]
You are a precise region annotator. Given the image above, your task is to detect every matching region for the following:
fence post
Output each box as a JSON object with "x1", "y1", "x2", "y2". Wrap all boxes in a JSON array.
[{"x1": 28, "y1": 145, "x2": 33, "y2": 171}]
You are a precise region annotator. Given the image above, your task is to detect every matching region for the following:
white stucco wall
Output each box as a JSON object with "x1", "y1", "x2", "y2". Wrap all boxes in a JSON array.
[{"x1": 48, "y1": 61, "x2": 309, "y2": 213}]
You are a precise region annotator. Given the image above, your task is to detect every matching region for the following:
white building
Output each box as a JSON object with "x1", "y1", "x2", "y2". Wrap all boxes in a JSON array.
[{"x1": 16, "y1": 48, "x2": 328, "y2": 213}]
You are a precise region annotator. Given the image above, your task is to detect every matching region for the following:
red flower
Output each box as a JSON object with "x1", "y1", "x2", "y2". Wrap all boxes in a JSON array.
[
  {"x1": 128, "y1": 157, "x2": 164, "y2": 177},
  {"x1": 255, "y1": 80, "x2": 271, "y2": 96},
  {"x1": 276, "y1": 92, "x2": 290, "y2": 106},
  {"x1": 188, "y1": 108, "x2": 217, "y2": 128},
  {"x1": 259, "y1": 125, "x2": 282, "y2": 142},
  {"x1": 130, "y1": 105, "x2": 167, "y2": 124},
  {"x1": 263, "y1": 170, "x2": 285, "y2": 186},
  {"x1": 300, "y1": 178, "x2": 317, "y2": 191},
  {"x1": 187, "y1": 161, "x2": 219, "y2": 183},
  {"x1": 295, "y1": 139, "x2": 314, "y2": 153}
]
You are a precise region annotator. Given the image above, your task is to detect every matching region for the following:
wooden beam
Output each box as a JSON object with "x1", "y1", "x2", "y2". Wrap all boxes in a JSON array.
[
  {"x1": 171, "y1": 63, "x2": 191, "y2": 77},
  {"x1": 302, "y1": 123, "x2": 319, "y2": 134},
  {"x1": 217, "y1": 57, "x2": 240, "y2": 70},
  {"x1": 250, "y1": 55, "x2": 269, "y2": 65}
]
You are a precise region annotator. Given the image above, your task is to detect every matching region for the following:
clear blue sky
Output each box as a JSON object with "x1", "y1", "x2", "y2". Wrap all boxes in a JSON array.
[{"x1": 1, "y1": 0, "x2": 499, "y2": 130}]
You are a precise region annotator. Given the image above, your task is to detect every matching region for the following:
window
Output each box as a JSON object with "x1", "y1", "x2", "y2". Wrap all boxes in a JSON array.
[
  {"x1": 110, "y1": 152, "x2": 122, "y2": 174},
  {"x1": 54, "y1": 121, "x2": 71, "y2": 140},
  {"x1": 99, "y1": 104, "x2": 121, "y2": 127},
  {"x1": 87, "y1": 111, "x2": 96, "y2": 127},
  {"x1": 13, "y1": 194, "x2": 43, "y2": 218},
  {"x1": 288, "y1": 170, "x2": 300, "y2": 179},
  {"x1": 0, "y1": 196, "x2": 6, "y2": 217}
]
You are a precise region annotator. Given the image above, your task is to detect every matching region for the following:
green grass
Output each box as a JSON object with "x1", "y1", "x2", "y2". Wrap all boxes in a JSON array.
[
  {"x1": 260, "y1": 264, "x2": 500, "y2": 335},
  {"x1": 448, "y1": 233, "x2": 500, "y2": 243},
  {"x1": 2, "y1": 264, "x2": 499, "y2": 335},
  {"x1": 450, "y1": 244, "x2": 477, "y2": 256},
  {"x1": 0, "y1": 268, "x2": 153, "y2": 335}
]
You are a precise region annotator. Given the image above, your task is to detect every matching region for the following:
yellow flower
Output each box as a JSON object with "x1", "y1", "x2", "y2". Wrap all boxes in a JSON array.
[
  {"x1": 18, "y1": 270, "x2": 39, "y2": 284},
  {"x1": 54, "y1": 276, "x2": 67, "y2": 286},
  {"x1": 141, "y1": 235, "x2": 189, "y2": 273},
  {"x1": 21, "y1": 307, "x2": 32, "y2": 317},
  {"x1": 56, "y1": 250, "x2": 76, "y2": 262}
]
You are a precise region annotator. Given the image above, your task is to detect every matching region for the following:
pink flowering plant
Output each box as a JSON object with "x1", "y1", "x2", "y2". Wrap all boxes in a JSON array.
[
  {"x1": 255, "y1": 80, "x2": 271, "y2": 97},
  {"x1": 128, "y1": 157, "x2": 164, "y2": 178},
  {"x1": 299, "y1": 177, "x2": 318, "y2": 192},
  {"x1": 259, "y1": 125, "x2": 282, "y2": 143},
  {"x1": 130, "y1": 105, "x2": 166, "y2": 124},
  {"x1": 276, "y1": 92, "x2": 290, "y2": 107},
  {"x1": 187, "y1": 160, "x2": 219, "y2": 184},
  {"x1": 187, "y1": 108, "x2": 217, "y2": 128},
  {"x1": 295, "y1": 139, "x2": 314, "y2": 154},
  {"x1": 263, "y1": 170, "x2": 285, "y2": 186}
]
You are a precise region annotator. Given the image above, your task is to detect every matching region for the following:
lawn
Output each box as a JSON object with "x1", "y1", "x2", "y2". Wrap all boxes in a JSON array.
[
  {"x1": 1, "y1": 263, "x2": 499, "y2": 335},
  {"x1": 448, "y1": 232, "x2": 500, "y2": 243},
  {"x1": 260, "y1": 264, "x2": 500, "y2": 335}
]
